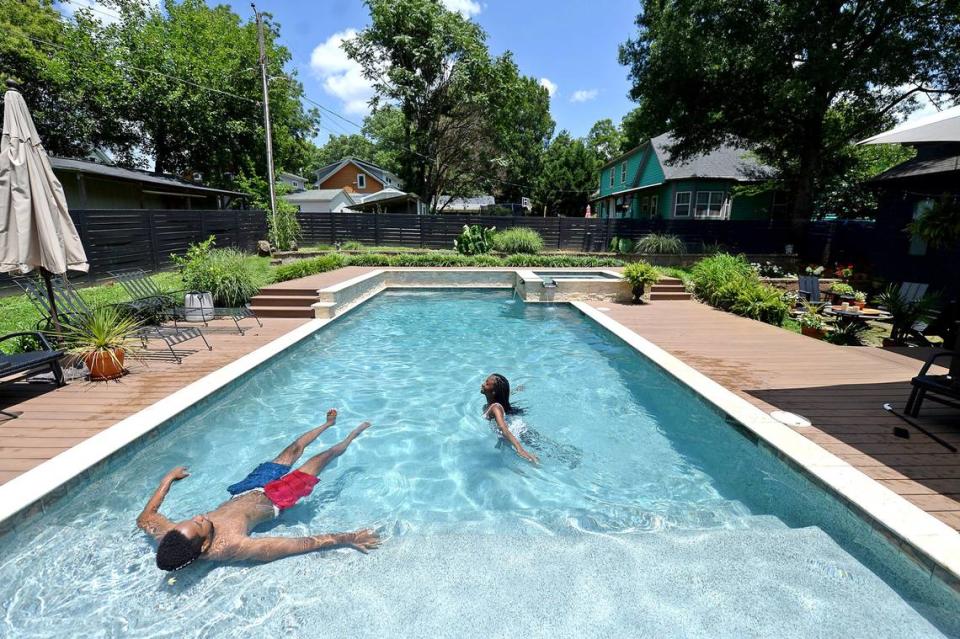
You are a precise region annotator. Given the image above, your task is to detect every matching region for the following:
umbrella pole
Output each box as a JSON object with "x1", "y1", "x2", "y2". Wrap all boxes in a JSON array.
[{"x1": 41, "y1": 268, "x2": 63, "y2": 336}]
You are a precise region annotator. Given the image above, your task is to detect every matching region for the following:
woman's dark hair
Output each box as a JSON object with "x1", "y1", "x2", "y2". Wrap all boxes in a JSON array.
[
  {"x1": 490, "y1": 373, "x2": 524, "y2": 415},
  {"x1": 156, "y1": 530, "x2": 204, "y2": 571}
]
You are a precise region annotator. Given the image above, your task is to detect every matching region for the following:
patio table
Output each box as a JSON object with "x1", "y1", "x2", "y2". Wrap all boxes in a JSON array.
[{"x1": 823, "y1": 305, "x2": 893, "y2": 327}]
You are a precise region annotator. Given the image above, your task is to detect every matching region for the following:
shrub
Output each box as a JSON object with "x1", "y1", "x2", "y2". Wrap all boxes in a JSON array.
[
  {"x1": 617, "y1": 238, "x2": 634, "y2": 254},
  {"x1": 172, "y1": 236, "x2": 263, "y2": 306},
  {"x1": 340, "y1": 241, "x2": 364, "y2": 251},
  {"x1": 635, "y1": 233, "x2": 685, "y2": 254},
  {"x1": 274, "y1": 254, "x2": 346, "y2": 282},
  {"x1": 689, "y1": 253, "x2": 787, "y2": 325},
  {"x1": 502, "y1": 254, "x2": 623, "y2": 268},
  {"x1": 491, "y1": 227, "x2": 544, "y2": 254},
  {"x1": 622, "y1": 261, "x2": 662, "y2": 290},
  {"x1": 454, "y1": 225, "x2": 495, "y2": 255},
  {"x1": 829, "y1": 282, "x2": 855, "y2": 296},
  {"x1": 751, "y1": 261, "x2": 786, "y2": 277},
  {"x1": 825, "y1": 321, "x2": 869, "y2": 346}
]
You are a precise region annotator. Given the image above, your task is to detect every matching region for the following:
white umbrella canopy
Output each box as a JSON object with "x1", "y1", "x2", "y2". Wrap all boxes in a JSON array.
[
  {"x1": 0, "y1": 80, "x2": 88, "y2": 277},
  {"x1": 860, "y1": 105, "x2": 960, "y2": 145}
]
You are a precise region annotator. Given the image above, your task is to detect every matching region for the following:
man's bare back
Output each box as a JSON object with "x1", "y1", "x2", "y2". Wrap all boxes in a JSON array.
[{"x1": 138, "y1": 412, "x2": 379, "y2": 570}]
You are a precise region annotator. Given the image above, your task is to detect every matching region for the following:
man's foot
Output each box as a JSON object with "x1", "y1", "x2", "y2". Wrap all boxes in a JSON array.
[
  {"x1": 348, "y1": 421, "x2": 371, "y2": 441},
  {"x1": 325, "y1": 408, "x2": 338, "y2": 425}
]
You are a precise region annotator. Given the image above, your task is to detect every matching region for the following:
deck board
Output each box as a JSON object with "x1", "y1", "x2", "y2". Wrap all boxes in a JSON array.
[{"x1": 591, "y1": 299, "x2": 960, "y2": 530}]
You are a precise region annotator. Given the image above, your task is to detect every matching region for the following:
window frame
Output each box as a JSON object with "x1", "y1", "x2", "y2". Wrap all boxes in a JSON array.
[
  {"x1": 609, "y1": 168, "x2": 614, "y2": 188},
  {"x1": 674, "y1": 191, "x2": 692, "y2": 218},
  {"x1": 621, "y1": 161, "x2": 627, "y2": 184},
  {"x1": 357, "y1": 173, "x2": 366, "y2": 189},
  {"x1": 694, "y1": 191, "x2": 725, "y2": 219}
]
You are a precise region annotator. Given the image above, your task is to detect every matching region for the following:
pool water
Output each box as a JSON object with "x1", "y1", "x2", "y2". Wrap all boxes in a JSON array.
[
  {"x1": 532, "y1": 270, "x2": 621, "y2": 280},
  {"x1": 1, "y1": 290, "x2": 958, "y2": 638}
]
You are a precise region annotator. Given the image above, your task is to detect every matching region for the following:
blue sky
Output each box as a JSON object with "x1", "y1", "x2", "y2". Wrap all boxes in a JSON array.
[
  {"x1": 62, "y1": 0, "x2": 941, "y2": 145},
  {"x1": 225, "y1": 0, "x2": 642, "y2": 142}
]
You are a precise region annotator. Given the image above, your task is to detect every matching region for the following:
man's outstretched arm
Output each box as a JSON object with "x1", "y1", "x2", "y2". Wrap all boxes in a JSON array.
[
  {"x1": 232, "y1": 529, "x2": 380, "y2": 563},
  {"x1": 136, "y1": 466, "x2": 189, "y2": 539}
]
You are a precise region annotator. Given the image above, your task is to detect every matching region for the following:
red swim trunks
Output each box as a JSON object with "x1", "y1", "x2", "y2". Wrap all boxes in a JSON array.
[{"x1": 263, "y1": 470, "x2": 319, "y2": 510}]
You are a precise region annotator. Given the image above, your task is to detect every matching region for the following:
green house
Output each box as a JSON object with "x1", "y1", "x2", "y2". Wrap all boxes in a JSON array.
[{"x1": 591, "y1": 133, "x2": 782, "y2": 220}]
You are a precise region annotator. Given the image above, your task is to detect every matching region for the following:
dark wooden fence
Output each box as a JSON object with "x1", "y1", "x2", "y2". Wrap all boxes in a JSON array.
[
  {"x1": 300, "y1": 212, "x2": 799, "y2": 254},
  {"x1": 1, "y1": 209, "x2": 267, "y2": 294}
]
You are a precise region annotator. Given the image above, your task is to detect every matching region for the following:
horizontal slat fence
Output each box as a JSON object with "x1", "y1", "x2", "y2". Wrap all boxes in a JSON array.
[{"x1": 1, "y1": 209, "x2": 267, "y2": 295}]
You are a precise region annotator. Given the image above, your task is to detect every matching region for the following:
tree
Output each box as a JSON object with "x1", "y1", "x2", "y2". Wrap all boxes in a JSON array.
[
  {"x1": 619, "y1": 107, "x2": 665, "y2": 153},
  {"x1": 312, "y1": 134, "x2": 376, "y2": 170},
  {"x1": 586, "y1": 118, "x2": 624, "y2": 163},
  {"x1": 619, "y1": 0, "x2": 960, "y2": 221},
  {"x1": 533, "y1": 132, "x2": 599, "y2": 217}
]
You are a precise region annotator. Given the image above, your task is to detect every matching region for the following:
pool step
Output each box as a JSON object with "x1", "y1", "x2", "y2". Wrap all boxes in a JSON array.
[
  {"x1": 246, "y1": 305, "x2": 316, "y2": 319},
  {"x1": 649, "y1": 278, "x2": 691, "y2": 301},
  {"x1": 248, "y1": 284, "x2": 325, "y2": 318},
  {"x1": 249, "y1": 294, "x2": 319, "y2": 307}
]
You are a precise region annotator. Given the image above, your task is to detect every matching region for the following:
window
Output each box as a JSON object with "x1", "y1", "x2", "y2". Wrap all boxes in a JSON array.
[
  {"x1": 910, "y1": 200, "x2": 932, "y2": 256},
  {"x1": 694, "y1": 191, "x2": 725, "y2": 218},
  {"x1": 609, "y1": 169, "x2": 614, "y2": 188},
  {"x1": 674, "y1": 191, "x2": 691, "y2": 217},
  {"x1": 621, "y1": 161, "x2": 627, "y2": 184},
  {"x1": 639, "y1": 195, "x2": 659, "y2": 217},
  {"x1": 357, "y1": 173, "x2": 366, "y2": 189}
]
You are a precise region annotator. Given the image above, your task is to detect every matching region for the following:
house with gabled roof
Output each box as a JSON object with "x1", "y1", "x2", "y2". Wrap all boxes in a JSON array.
[
  {"x1": 591, "y1": 133, "x2": 782, "y2": 220},
  {"x1": 314, "y1": 157, "x2": 403, "y2": 195}
]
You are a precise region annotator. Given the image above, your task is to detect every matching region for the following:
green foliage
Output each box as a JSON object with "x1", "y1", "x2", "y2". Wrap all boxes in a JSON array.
[
  {"x1": 586, "y1": 119, "x2": 625, "y2": 163},
  {"x1": 617, "y1": 238, "x2": 634, "y2": 254},
  {"x1": 313, "y1": 134, "x2": 377, "y2": 170},
  {"x1": 635, "y1": 234, "x2": 685, "y2": 255},
  {"x1": 798, "y1": 302, "x2": 826, "y2": 330},
  {"x1": 273, "y1": 254, "x2": 347, "y2": 282},
  {"x1": 853, "y1": 291, "x2": 867, "y2": 303},
  {"x1": 454, "y1": 225, "x2": 496, "y2": 255},
  {"x1": 619, "y1": 0, "x2": 959, "y2": 219},
  {"x1": 689, "y1": 253, "x2": 787, "y2": 325},
  {"x1": 234, "y1": 173, "x2": 302, "y2": 251},
  {"x1": 171, "y1": 236, "x2": 268, "y2": 306},
  {"x1": 492, "y1": 228, "x2": 544, "y2": 254},
  {"x1": 877, "y1": 284, "x2": 941, "y2": 345},
  {"x1": 825, "y1": 321, "x2": 869, "y2": 346},
  {"x1": 622, "y1": 261, "x2": 662, "y2": 289},
  {"x1": 906, "y1": 195, "x2": 960, "y2": 248},
  {"x1": 500, "y1": 254, "x2": 623, "y2": 268},
  {"x1": 59, "y1": 305, "x2": 144, "y2": 366},
  {"x1": 829, "y1": 282, "x2": 855, "y2": 296},
  {"x1": 341, "y1": 241, "x2": 365, "y2": 251},
  {"x1": 532, "y1": 131, "x2": 599, "y2": 216}
]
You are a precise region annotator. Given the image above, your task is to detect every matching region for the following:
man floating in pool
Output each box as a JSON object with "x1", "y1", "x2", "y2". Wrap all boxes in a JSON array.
[{"x1": 137, "y1": 410, "x2": 379, "y2": 571}]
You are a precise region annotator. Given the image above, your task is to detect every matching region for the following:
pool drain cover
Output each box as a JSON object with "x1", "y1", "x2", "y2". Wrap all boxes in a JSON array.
[{"x1": 770, "y1": 410, "x2": 811, "y2": 427}]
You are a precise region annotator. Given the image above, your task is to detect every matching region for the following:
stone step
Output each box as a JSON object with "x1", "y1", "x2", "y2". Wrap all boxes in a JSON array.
[
  {"x1": 249, "y1": 294, "x2": 318, "y2": 307},
  {"x1": 313, "y1": 302, "x2": 337, "y2": 319},
  {"x1": 247, "y1": 305, "x2": 316, "y2": 319},
  {"x1": 649, "y1": 292, "x2": 692, "y2": 301}
]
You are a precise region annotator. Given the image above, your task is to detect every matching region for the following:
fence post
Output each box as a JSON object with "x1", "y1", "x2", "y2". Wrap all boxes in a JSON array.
[
  {"x1": 330, "y1": 213, "x2": 336, "y2": 246},
  {"x1": 419, "y1": 215, "x2": 424, "y2": 248},
  {"x1": 374, "y1": 211, "x2": 380, "y2": 246},
  {"x1": 145, "y1": 210, "x2": 161, "y2": 270}
]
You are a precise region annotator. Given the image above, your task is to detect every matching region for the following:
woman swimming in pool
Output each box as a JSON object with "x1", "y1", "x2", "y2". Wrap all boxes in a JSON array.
[{"x1": 481, "y1": 373, "x2": 539, "y2": 464}]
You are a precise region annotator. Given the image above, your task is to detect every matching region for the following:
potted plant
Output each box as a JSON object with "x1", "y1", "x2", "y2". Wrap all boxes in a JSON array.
[
  {"x1": 60, "y1": 306, "x2": 143, "y2": 381},
  {"x1": 622, "y1": 261, "x2": 663, "y2": 303},
  {"x1": 172, "y1": 235, "x2": 216, "y2": 321},
  {"x1": 852, "y1": 290, "x2": 867, "y2": 310},
  {"x1": 829, "y1": 282, "x2": 855, "y2": 305},
  {"x1": 798, "y1": 303, "x2": 827, "y2": 339}
]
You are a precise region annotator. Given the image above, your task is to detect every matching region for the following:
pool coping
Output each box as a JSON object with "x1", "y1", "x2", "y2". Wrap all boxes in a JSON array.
[{"x1": 573, "y1": 301, "x2": 960, "y2": 587}]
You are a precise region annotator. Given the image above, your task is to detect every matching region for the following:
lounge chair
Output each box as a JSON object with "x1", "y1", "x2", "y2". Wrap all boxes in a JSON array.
[
  {"x1": 14, "y1": 275, "x2": 212, "y2": 364},
  {"x1": 0, "y1": 332, "x2": 65, "y2": 419},
  {"x1": 797, "y1": 275, "x2": 821, "y2": 304},
  {"x1": 108, "y1": 269, "x2": 262, "y2": 336},
  {"x1": 905, "y1": 350, "x2": 960, "y2": 417}
]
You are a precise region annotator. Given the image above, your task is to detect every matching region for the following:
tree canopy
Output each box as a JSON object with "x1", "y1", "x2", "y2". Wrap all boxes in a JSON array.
[
  {"x1": 619, "y1": 0, "x2": 960, "y2": 220},
  {"x1": 533, "y1": 131, "x2": 599, "y2": 217}
]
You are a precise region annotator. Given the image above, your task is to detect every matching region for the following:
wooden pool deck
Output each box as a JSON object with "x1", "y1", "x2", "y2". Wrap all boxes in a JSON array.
[{"x1": 0, "y1": 267, "x2": 956, "y2": 532}]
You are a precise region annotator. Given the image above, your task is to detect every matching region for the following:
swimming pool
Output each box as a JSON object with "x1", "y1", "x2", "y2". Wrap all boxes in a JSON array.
[
  {"x1": 1, "y1": 289, "x2": 958, "y2": 638},
  {"x1": 532, "y1": 270, "x2": 621, "y2": 280}
]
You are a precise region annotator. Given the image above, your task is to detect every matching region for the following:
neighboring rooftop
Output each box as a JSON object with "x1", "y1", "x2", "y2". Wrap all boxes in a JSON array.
[
  {"x1": 871, "y1": 143, "x2": 960, "y2": 181},
  {"x1": 283, "y1": 188, "x2": 351, "y2": 202},
  {"x1": 649, "y1": 133, "x2": 772, "y2": 182},
  {"x1": 50, "y1": 157, "x2": 247, "y2": 197},
  {"x1": 861, "y1": 105, "x2": 960, "y2": 145},
  {"x1": 436, "y1": 195, "x2": 496, "y2": 211},
  {"x1": 314, "y1": 157, "x2": 403, "y2": 188}
]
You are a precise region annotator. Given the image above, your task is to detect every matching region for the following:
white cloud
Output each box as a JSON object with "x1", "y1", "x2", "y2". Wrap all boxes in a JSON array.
[
  {"x1": 441, "y1": 0, "x2": 482, "y2": 17},
  {"x1": 539, "y1": 78, "x2": 557, "y2": 97},
  {"x1": 59, "y1": 0, "x2": 157, "y2": 26},
  {"x1": 570, "y1": 89, "x2": 598, "y2": 103},
  {"x1": 309, "y1": 29, "x2": 376, "y2": 116}
]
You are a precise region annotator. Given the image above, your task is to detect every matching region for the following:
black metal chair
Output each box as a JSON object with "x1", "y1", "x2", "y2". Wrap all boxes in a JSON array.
[
  {"x1": 109, "y1": 269, "x2": 262, "y2": 336},
  {"x1": 14, "y1": 275, "x2": 212, "y2": 364},
  {"x1": 905, "y1": 350, "x2": 960, "y2": 417},
  {"x1": 0, "y1": 332, "x2": 65, "y2": 419},
  {"x1": 797, "y1": 275, "x2": 821, "y2": 304}
]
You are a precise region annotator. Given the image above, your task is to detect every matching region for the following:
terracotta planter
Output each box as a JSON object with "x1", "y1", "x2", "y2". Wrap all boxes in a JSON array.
[
  {"x1": 854, "y1": 300, "x2": 866, "y2": 310},
  {"x1": 84, "y1": 348, "x2": 126, "y2": 381},
  {"x1": 801, "y1": 326, "x2": 826, "y2": 340}
]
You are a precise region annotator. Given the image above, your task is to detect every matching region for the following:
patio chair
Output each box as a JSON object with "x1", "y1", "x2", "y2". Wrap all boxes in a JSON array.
[
  {"x1": 0, "y1": 331, "x2": 65, "y2": 419},
  {"x1": 109, "y1": 269, "x2": 262, "y2": 336},
  {"x1": 905, "y1": 350, "x2": 960, "y2": 417},
  {"x1": 14, "y1": 274, "x2": 212, "y2": 364},
  {"x1": 797, "y1": 275, "x2": 821, "y2": 303}
]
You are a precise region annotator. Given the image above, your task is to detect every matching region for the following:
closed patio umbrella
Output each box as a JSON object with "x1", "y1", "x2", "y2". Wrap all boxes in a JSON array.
[{"x1": 0, "y1": 80, "x2": 89, "y2": 332}]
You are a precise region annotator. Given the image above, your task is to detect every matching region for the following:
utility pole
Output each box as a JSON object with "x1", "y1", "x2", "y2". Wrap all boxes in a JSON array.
[{"x1": 252, "y1": 4, "x2": 277, "y2": 236}]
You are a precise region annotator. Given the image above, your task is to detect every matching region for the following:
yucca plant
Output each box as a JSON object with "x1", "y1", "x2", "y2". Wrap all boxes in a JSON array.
[
  {"x1": 876, "y1": 284, "x2": 941, "y2": 345},
  {"x1": 825, "y1": 320, "x2": 869, "y2": 346},
  {"x1": 59, "y1": 306, "x2": 144, "y2": 381}
]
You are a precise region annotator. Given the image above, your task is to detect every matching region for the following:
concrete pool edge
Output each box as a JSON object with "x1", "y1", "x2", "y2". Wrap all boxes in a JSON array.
[
  {"x1": 0, "y1": 317, "x2": 340, "y2": 528},
  {"x1": 572, "y1": 301, "x2": 960, "y2": 587}
]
